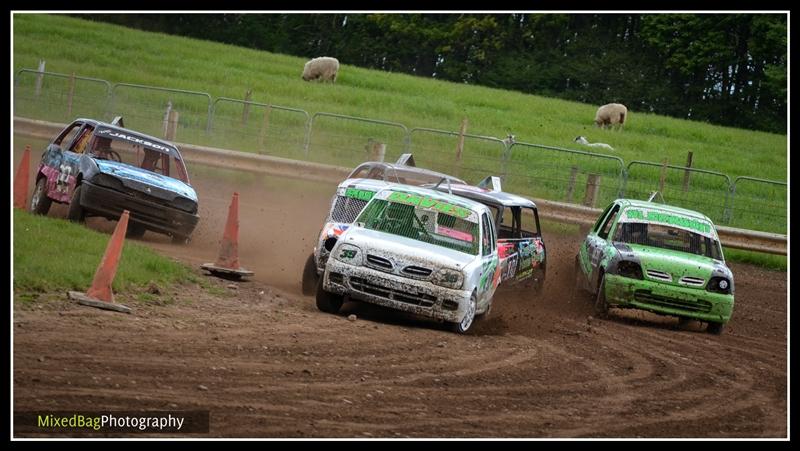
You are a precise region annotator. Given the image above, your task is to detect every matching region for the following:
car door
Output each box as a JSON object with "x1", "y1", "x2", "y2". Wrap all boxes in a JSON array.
[
  {"x1": 515, "y1": 206, "x2": 545, "y2": 282},
  {"x1": 40, "y1": 121, "x2": 84, "y2": 203},
  {"x1": 587, "y1": 203, "x2": 621, "y2": 291},
  {"x1": 58, "y1": 123, "x2": 95, "y2": 200},
  {"x1": 580, "y1": 203, "x2": 612, "y2": 280},
  {"x1": 478, "y1": 211, "x2": 500, "y2": 306}
]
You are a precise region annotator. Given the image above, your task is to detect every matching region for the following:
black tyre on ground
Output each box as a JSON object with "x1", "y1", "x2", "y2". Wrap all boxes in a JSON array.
[
  {"x1": 677, "y1": 317, "x2": 693, "y2": 329},
  {"x1": 67, "y1": 185, "x2": 85, "y2": 222},
  {"x1": 126, "y1": 222, "x2": 147, "y2": 238},
  {"x1": 593, "y1": 274, "x2": 610, "y2": 318},
  {"x1": 572, "y1": 258, "x2": 589, "y2": 302},
  {"x1": 315, "y1": 276, "x2": 343, "y2": 314},
  {"x1": 301, "y1": 254, "x2": 319, "y2": 296},
  {"x1": 171, "y1": 234, "x2": 190, "y2": 245},
  {"x1": 706, "y1": 321, "x2": 725, "y2": 335},
  {"x1": 451, "y1": 292, "x2": 477, "y2": 334},
  {"x1": 29, "y1": 178, "x2": 52, "y2": 215}
]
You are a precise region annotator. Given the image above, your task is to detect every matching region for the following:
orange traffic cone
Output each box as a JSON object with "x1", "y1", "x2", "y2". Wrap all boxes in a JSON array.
[
  {"x1": 14, "y1": 145, "x2": 31, "y2": 209},
  {"x1": 201, "y1": 192, "x2": 253, "y2": 280},
  {"x1": 68, "y1": 210, "x2": 132, "y2": 313}
]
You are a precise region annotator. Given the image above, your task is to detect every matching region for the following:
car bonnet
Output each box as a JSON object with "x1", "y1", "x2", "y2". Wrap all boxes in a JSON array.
[{"x1": 95, "y1": 159, "x2": 197, "y2": 201}]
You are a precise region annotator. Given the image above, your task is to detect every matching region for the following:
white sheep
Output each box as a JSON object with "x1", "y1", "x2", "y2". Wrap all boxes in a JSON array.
[
  {"x1": 595, "y1": 103, "x2": 628, "y2": 130},
  {"x1": 302, "y1": 57, "x2": 340, "y2": 83},
  {"x1": 574, "y1": 136, "x2": 615, "y2": 151}
]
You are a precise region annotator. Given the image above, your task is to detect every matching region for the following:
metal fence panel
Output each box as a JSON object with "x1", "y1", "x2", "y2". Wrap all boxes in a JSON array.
[
  {"x1": 209, "y1": 98, "x2": 309, "y2": 160},
  {"x1": 109, "y1": 83, "x2": 212, "y2": 143},
  {"x1": 505, "y1": 142, "x2": 626, "y2": 208},
  {"x1": 305, "y1": 113, "x2": 409, "y2": 167},
  {"x1": 623, "y1": 161, "x2": 732, "y2": 225},
  {"x1": 407, "y1": 128, "x2": 507, "y2": 184},
  {"x1": 11, "y1": 68, "x2": 789, "y2": 238},
  {"x1": 14, "y1": 69, "x2": 111, "y2": 123},
  {"x1": 727, "y1": 177, "x2": 787, "y2": 234}
]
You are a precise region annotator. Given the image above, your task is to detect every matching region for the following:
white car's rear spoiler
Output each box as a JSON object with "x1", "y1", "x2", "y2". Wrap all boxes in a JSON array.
[
  {"x1": 477, "y1": 176, "x2": 503, "y2": 192},
  {"x1": 395, "y1": 153, "x2": 416, "y2": 166}
]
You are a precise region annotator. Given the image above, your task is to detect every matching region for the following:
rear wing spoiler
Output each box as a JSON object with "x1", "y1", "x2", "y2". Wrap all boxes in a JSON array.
[
  {"x1": 395, "y1": 153, "x2": 416, "y2": 166},
  {"x1": 477, "y1": 176, "x2": 503, "y2": 192},
  {"x1": 647, "y1": 191, "x2": 665, "y2": 203}
]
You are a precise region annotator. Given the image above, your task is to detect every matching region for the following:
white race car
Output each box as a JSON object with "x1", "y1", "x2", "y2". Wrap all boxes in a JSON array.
[
  {"x1": 316, "y1": 185, "x2": 501, "y2": 334},
  {"x1": 301, "y1": 155, "x2": 465, "y2": 294}
]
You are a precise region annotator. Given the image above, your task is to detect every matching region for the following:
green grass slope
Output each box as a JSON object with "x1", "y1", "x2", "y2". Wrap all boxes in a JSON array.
[
  {"x1": 13, "y1": 209, "x2": 196, "y2": 296},
  {"x1": 13, "y1": 14, "x2": 787, "y2": 234}
]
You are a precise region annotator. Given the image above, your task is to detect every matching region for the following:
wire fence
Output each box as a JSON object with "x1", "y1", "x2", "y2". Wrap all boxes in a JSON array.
[
  {"x1": 14, "y1": 69, "x2": 111, "y2": 123},
  {"x1": 208, "y1": 98, "x2": 310, "y2": 161},
  {"x1": 12, "y1": 69, "x2": 787, "y2": 234},
  {"x1": 726, "y1": 177, "x2": 788, "y2": 234},
  {"x1": 407, "y1": 128, "x2": 508, "y2": 184},
  {"x1": 506, "y1": 142, "x2": 627, "y2": 209},
  {"x1": 622, "y1": 161, "x2": 733, "y2": 227}
]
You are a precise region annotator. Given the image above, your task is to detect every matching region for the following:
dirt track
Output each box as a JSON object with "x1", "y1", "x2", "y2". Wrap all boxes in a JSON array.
[{"x1": 12, "y1": 149, "x2": 788, "y2": 438}]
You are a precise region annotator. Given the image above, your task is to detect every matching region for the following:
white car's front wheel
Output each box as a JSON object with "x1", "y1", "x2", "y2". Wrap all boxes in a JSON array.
[{"x1": 452, "y1": 292, "x2": 477, "y2": 334}]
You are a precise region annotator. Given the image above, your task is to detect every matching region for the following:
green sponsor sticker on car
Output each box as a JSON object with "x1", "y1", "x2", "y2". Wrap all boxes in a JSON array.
[
  {"x1": 345, "y1": 188, "x2": 375, "y2": 201},
  {"x1": 625, "y1": 208, "x2": 711, "y2": 234},
  {"x1": 386, "y1": 191, "x2": 471, "y2": 219}
]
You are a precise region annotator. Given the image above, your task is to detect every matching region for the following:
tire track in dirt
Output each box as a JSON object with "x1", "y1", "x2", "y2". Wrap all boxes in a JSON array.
[{"x1": 13, "y1": 151, "x2": 787, "y2": 437}]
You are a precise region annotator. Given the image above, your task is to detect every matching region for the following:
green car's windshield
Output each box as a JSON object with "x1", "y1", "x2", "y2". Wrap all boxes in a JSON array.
[
  {"x1": 614, "y1": 221, "x2": 723, "y2": 260},
  {"x1": 356, "y1": 199, "x2": 479, "y2": 255}
]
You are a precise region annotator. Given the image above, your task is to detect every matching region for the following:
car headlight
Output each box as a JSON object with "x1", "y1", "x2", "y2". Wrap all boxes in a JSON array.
[
  {"x1": 433, "y1": 268, "x2": 464, "y2": 289},
  {"x1": 91, "y1": 173, "x2": 124, "y2": 191},
  {"x1": 707, "y1": 277, "x2": 732, "y2": 294},
  {"x1": 334, "y1": 243, "x2": 362, "y2": 266},
  {"x1": 616, "y1": 260, "x2": 643, "y2": 280},
  {"x1": 172, "y1": 196, "x2": 198, "y2": 214}
]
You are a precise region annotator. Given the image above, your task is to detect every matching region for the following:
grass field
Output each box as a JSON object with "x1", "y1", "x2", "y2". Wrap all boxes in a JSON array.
[
  {"x1": 12, "y1": 14, "x2": 787, "y2": 233},
  {"x1": 13, "y1": 209, "x2": 202, "y2": 301}
]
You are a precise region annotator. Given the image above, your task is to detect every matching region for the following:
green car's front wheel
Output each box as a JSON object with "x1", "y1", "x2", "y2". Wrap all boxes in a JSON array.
[
  {"x1": 706, "y1": 321, "x2": 725, "y2": 335},
  {"x1": 594, "y1": 274, "x2": 609, "y2": 318}
]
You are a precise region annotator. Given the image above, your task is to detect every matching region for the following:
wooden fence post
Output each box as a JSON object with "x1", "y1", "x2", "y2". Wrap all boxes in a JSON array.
[
  {"x1": 66, "y1": 72, "x2": 75, "y2": 117},
  {"x1": 682, "y1": 151, "x2": 693, "y2": 192},
  {"x1": 566, "y1": 166, "x2": 579, "y2": 203},
  {"x1": 165, "y1": 109, "x2": 179, "y2": 141},
  {"x1": 34, "y1": 59, "x2": 46, "y2": 97},
  {"x1": 455, "y1": 117, "x2": 468, "y2": 162},
  {"x1": 583, "y1": 174, "x2": 601, "y2": 208},
  {"x1": 366, "y1": 140, "x2": 386, "y2": 162},
  {"x1": 242, "y1": 89, "x2": 252, "y2": 125},
  {"x1": 659, "y1": 158, "x2": 669, "y2": 195}
]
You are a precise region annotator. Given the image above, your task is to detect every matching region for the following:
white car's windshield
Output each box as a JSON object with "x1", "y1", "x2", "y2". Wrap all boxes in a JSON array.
[{"x1": 356, "y1": 198, "x2": 479, "y2": 255}]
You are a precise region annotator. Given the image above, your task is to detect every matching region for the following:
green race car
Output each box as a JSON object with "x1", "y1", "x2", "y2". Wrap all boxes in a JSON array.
[{"x1": 574, "y1": 199, "x2": 734, "y2": 334}]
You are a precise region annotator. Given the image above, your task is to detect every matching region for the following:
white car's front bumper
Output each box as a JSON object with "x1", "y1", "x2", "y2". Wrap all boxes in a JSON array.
[{"x1": 323, "y1": 259, "x2": 472, "y2": 323}]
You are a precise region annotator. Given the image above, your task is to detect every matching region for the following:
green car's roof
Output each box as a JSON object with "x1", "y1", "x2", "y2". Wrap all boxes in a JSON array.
[{"x1": 615, "y1": 199, "x2": 714, "y2": 225}]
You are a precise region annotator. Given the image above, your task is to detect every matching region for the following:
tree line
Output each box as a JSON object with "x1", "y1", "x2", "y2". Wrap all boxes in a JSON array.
[{"x1": 77, "y1": 13, "x2": 787, "y2": 134}]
